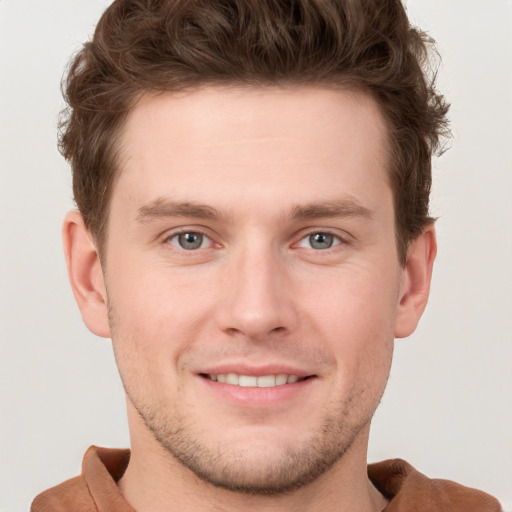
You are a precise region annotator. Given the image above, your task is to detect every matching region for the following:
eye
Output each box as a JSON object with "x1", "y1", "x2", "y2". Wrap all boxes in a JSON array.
[
  {"x1": 167, "y1": 231, "x2": 211, "y2": 250},
  {"x1": 298, "y1": 232, "x2": 341, "y2": 250}
]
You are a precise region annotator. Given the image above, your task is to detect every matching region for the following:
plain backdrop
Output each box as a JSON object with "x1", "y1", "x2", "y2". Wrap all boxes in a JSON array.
[{"x1": 1, "y1": 1, "x2": 511, "y2": 510}]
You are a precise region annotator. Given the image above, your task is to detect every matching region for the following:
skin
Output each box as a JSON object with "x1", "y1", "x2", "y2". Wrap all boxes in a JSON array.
[{"x1": 63, "y1": 86, "x2": 436, "y2": 512}]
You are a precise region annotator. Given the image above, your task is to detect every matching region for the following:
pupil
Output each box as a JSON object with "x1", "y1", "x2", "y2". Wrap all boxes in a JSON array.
[
  {"x1": 179, "y1": 232, "x2": 203, "y2": 250},
  {"x1": 310, "y1": 233, "x2": 333, "y2": 249}
]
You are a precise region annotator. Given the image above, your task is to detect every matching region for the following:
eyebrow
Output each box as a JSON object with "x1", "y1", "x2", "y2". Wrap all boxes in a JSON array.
[
  {"x1": 136, "y1": 196, "x2": 375, "y2": 224},
  {"x1": 136, "y1": 198, "x2": 223, "y2": 223},
  {"x1": 289, "y1": 199, "x2": 375, "y2": 221}
]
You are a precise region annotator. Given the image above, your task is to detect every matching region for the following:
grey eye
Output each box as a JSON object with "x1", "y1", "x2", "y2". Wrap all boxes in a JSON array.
[
  {"x1": 171, "y1": 232, "x2": 206, "y2": 250},
  {"x1": 308, "y1": 233, "x2": 335, "y2": 250}
]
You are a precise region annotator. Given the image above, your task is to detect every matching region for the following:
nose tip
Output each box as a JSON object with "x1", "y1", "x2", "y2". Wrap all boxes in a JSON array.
[{"x1": 222, "y1": 309, "x2": 288, "y2": 340}]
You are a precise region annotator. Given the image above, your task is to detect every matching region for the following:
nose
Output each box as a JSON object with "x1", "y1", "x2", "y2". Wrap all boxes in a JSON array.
[{"x1": 215, "y1": 242, "x2": 298, "y2": 341}]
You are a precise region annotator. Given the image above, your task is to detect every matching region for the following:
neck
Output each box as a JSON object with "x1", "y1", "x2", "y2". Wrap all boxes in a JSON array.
[{"x1": 118, "y1": 410, "x2": 387, "y2": 512}]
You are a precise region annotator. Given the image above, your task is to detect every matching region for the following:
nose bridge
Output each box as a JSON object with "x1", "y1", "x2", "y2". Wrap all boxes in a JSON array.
[{"x1": 217, "y1": 234, "x2": 295, "y2": 339}]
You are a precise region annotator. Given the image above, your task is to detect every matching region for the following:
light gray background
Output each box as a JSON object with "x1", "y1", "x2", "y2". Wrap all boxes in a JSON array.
[{"x1": 1, "y1": 1, "x2": 511, "y2": 510}]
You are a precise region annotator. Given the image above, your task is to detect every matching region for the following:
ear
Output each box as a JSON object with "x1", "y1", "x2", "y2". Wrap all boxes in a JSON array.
[
  {"x1": 62, "y1": 211, "x2": 111, "y2": 338},
  {"x1": 394, "y1": 225, "x2": 437, "y2": 338}
]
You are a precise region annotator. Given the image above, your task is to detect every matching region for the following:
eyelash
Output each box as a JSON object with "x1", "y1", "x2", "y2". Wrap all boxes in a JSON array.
[{"x1": 162, "y1": 228, "x2": 349, "y2": 253}]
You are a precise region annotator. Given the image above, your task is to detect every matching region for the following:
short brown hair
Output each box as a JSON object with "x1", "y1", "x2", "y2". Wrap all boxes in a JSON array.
[{"x1": 60, "y1": 0, "x2": 449, "y2": 263}]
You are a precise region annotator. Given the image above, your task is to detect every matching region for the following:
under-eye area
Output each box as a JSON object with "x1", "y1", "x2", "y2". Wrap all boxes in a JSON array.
[{"x1": 199, "y1": 373, "x2": 316, "y2": 388}]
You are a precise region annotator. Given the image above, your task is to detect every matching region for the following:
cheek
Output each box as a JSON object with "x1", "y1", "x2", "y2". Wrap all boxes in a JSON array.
[
  {"x1": 300, "y1": 264, "x2": 398, "y2": 379},
  {"x1": 302, "y1": 263, "x2": 400, "y2": 336},
  {"x1": 105, "y1": 262, "x2": 218, "y2": 369}
]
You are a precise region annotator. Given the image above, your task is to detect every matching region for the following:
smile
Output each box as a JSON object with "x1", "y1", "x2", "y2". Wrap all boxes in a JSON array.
[{"x1": 202, "y1": 373, "x2": 310, "y2": 387}]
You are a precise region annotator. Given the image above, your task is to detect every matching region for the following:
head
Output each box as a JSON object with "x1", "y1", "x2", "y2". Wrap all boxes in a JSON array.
[{"x1": 61, "y1": 0, "x2": 448, "y2": 501}]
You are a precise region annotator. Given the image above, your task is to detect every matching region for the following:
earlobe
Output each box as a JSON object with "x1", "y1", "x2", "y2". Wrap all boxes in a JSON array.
[
  {"x1": 394, "y1": 225, "x2": 437, "y2": 338},
  {"x1": 62, "y1": 211, "x2": 111, "y2": 338}
]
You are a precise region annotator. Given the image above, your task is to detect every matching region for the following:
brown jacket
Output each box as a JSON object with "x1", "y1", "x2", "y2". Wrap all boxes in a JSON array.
[{"x1": 32, "y1": 446, "x2": 502, "y2": 511}]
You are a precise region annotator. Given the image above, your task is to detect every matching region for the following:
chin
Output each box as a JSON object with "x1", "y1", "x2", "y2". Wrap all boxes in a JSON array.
[
  {"x1": 173, "y1": 444, "x2": 347, "y2": 495},
  {"x1": 146, "y1": 416, "x2": 363, "y2": 496}
]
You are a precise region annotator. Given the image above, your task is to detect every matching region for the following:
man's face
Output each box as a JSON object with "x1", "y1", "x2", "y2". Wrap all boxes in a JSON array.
[{"x1": 102, "y1": 86, "x2": 406, "y2": 493}]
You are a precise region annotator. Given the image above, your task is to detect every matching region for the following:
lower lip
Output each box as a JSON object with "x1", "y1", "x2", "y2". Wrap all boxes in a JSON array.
[{"x1": 199, "y1": 376, "x2": 316, "y2": 408}]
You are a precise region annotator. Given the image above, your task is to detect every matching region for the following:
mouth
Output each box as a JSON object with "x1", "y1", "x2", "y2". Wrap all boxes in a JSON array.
[{"x1": 199, "y1": 373, "x2": 314, "y2": 388}]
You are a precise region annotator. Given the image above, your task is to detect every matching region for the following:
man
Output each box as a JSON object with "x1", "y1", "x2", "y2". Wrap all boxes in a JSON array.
[{"x1": 31, "y1": 0, "x2": 502, "y2": 510}]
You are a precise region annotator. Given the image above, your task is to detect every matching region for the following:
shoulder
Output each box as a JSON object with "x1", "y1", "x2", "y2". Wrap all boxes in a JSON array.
[
  {"x1": 31, "y1": 474, "x2": 96, "y2": 512},
  {"x1": 30, "y1": 446, "x2": 132, "y2": 512},
  {"x1": 369, "y1": 458, "x2": 503, "y2": 512}
]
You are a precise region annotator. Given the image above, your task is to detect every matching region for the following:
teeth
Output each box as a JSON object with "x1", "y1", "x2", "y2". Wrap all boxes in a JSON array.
[
  {"x1": 239, "y1": 375, "x2": 257, "y2": 387},
  {"x1": 226, "y1": 373, "x2": 238, "y2": 385},
  {"x1": 256, "y1": 375, "x2": 275, "y2": 388},
  {"x1": 207, "y1": 373, "x2": 304, "y2": 387},
  {"x1": 276, "y1": 374, "x2": 288, "y2": 386}
]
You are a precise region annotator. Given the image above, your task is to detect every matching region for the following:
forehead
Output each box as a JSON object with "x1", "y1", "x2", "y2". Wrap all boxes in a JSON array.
[
  {"x1": 121, "y1": 85, "x2": 388, "y2": 154},
  {"x1": 115, "y1": 85, "x2": 390, "y2": 215}
]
